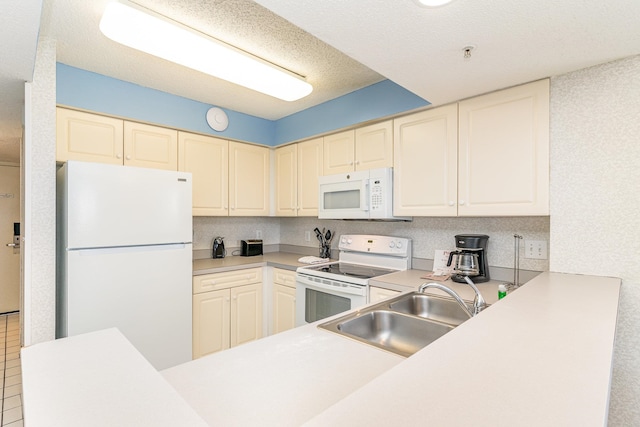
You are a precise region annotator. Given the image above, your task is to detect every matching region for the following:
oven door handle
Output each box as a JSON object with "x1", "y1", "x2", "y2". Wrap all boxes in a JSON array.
[{"x1": 296, "y1": 274, "x2": 368, "y2": 297}]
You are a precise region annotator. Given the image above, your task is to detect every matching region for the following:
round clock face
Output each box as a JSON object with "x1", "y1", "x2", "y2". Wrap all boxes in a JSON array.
[{"x1": 206, "y1": 107, "x2": 229, "y2": 131}]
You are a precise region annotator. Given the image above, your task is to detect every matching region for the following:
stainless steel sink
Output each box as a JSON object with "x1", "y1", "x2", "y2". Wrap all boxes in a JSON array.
[
  {"x1": 323, "y1": 310, "x2": 454, "y2": 357},
  {"x1": 318, "y1": 291, "x2": 478, "y2": 357},
  {"x1": 389, "y1": 293, "x2": 471, "y2": 326}
]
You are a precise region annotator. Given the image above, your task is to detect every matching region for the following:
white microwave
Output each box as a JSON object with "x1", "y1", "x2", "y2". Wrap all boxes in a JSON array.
[{"x1": 318, "y1": 167, "x2": 411, "y2": 220}]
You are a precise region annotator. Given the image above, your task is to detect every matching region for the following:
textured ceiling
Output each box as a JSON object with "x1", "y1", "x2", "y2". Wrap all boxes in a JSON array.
[
  {"x1": 0, "y1": 0, "x2": 42, "y2": 163},
  {"x1": 2, "y1": 0, "x2": 640, "y2": 163},
  {"x1": 255, "y1": 0, "x2": 640, "y2": 107},
  {"x1": 39, "y1": 0, "x2": 384, "y2": 120}
]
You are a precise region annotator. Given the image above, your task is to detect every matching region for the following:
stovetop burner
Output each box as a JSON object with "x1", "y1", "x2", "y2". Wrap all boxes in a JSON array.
[{"x1": 303, "y1": 262, "x2": 397, "y2": 280}]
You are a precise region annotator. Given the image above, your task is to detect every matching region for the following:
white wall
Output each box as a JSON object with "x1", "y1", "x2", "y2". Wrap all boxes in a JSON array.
[
  {"x1": 549, "y1": 54, "x2": 640, "y2": 425},
  {"x1": 22, "y1": 37, "x2": 57, "y2": 345}
]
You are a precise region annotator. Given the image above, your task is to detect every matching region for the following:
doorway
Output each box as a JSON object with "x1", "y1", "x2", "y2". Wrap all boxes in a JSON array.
[{"x1": 0, "y1": 164, "x2": 20, "y2": 314}]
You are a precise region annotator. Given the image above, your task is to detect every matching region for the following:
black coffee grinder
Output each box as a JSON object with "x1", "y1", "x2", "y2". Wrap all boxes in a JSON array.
[{"x1": 447, "y1": 234, "x2": 490, "y2": 283}]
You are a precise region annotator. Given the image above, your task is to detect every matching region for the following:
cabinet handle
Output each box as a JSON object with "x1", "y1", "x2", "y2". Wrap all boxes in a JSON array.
[
  {"x1": 355, "y1": 160, "x2": 360, "y2": 165},
  {"x1": 116, "y1": 154, "x2": 122, "y2": 159},
  {"x1": 448, "y1": 201, "x2": 455, "y2": 206},
  {"x1": 459, "y1": 200, "x2": 465, "y2": 206}
]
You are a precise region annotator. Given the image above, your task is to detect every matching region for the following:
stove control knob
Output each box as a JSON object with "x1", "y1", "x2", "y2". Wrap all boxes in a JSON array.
[
  {"x1": 389, "y1": 241, "x2": 396, "y2": 248},
  {"x1": 341, "y1": 237, "x2": 346, "y2": 243},
  {"x1": 396, "y1": 241, "x2": 403, "y2": 248},
  {"x1": 347, "y1": 238, "x2": 353, "y2": 244}
]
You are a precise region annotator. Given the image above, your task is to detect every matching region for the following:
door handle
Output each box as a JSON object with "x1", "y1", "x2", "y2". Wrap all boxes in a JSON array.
[{"x1": 6, "y1": 243, "x2": 16, "y2": 247}]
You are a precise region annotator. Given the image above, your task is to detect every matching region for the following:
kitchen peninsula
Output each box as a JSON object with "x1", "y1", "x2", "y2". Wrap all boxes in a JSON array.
[{"x1": 21, "y1": 272, "x2": 619, "y2": 426}]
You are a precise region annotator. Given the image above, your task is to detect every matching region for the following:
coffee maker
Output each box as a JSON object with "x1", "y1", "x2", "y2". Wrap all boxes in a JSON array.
[{"x1": 447, "y1": 234, "x2": 490, "y2": 283}]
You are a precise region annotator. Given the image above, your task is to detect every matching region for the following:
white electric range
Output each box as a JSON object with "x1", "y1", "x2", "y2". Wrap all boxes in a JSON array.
[{"x1": 295, "y1": 234, "x2": 412, "y2": 326}]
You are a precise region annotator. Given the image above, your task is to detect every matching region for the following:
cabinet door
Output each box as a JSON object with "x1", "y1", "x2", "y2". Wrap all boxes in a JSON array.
[
  {"x1": 178, "y1": 132, "x2": 228, "y2": 216},
  {"x1": 229, "y1": 142, "x2": 270, "y2": 216},
  {"x1": 230, "y1": 283, "x2": 263, "y2": 348},
  {"x1": 124, "y1": 121, "x2": 178, "y2": 170},
  {"x1": 274, "y1": 144, "x2": 298, "y2": 216},
  {"x1": 369, "y1": 286, "x2": 400, "y2": 303},
  {"x1": 323, "y1": 130, "x2": 355, "y2": 175},
  {"x1": 297, "y1": 137, "x2": 323, "y2": 216},
  {"x1": 393, "y1": 105, "x2": 458, "y2": 216},
  {"x1": 56, "y1": 107, "x2": 124, "y2": 165},
  {"x1": 193, "y1": 289, "x2": 230, "y2": 359},
  {"x1": 355, "y1": 120, "x2": 393, "y2": 171},
  {"x1": 458, "y1": 79, "x2": 550, "y2": 216},
  {"x1": 273, "y1": 283, "x2": 296, "y2": 334}
]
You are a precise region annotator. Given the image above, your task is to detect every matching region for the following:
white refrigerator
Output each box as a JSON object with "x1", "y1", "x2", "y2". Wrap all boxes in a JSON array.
[{"x1": 57, "y1": 161, "x2": 193, "y2": 370}]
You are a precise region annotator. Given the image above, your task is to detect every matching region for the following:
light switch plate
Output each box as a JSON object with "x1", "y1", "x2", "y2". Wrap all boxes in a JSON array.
[{"x1": 525, "y1": 240, "x2": 547, "y2": 259}]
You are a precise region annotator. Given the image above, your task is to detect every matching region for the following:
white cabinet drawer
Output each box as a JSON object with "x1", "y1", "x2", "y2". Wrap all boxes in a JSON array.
[
  {"x1": 193, "y1": 267, "x2": 263, "y2": 294},
  {"x1": 273, "y1": 268, "x2": 296, "y2": 288}
]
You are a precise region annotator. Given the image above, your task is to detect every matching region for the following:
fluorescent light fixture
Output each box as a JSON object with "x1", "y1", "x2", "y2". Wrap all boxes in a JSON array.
[
  {"x1": 100, "y1": 1, "x2": 313, "y2": 101},
  {"x1": 415, "y1": 0, "x2": 456, "y2": 7}
]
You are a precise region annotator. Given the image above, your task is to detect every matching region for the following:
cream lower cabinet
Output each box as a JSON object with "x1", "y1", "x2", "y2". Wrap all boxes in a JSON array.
[
  {"x1": 178, "y1": 132, "x2": 229, "y2": 216},
  {"x1": 193, "y1": 268, "x2": 263, "y2": 359},
  {"x1": 228, "y1": 141, "x2": 270, "y2": 216},
  {"x1": 394, "y1": 79, "x2": 550, "y2": 217},
  {"x1": 274, "y1": 138, "x2": 323, "y2": 216},
  {"x1": 369, "y1": 286, "x2": 401, "y2": 303},
  {"x1": 272, "y1": 268, "x2": 297, "y2": 334}
]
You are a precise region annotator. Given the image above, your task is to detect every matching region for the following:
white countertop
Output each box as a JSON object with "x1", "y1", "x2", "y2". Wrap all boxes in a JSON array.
[
  {"x1": 161, "y1": 322, "x2": 402, "y2": 426},
  {"x1": 21, "y1": 328, "x2": 207, "y2": 427},
  {"x1": 306, "y1": 272, "x2": 621, "y2": 426},
  {"x1": 21, "y1": 272, "x2": 620, "y2": 426}
]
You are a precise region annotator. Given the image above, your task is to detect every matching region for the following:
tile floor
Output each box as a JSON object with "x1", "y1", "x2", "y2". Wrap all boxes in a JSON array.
[{"x1": 0, "y1": 313, "x2": 22, "y2": 427}]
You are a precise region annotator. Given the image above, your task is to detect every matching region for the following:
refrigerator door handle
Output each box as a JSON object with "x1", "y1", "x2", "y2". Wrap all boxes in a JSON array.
[{"x1": 71, "y1": 243, "x2": 189, "y2": 256}]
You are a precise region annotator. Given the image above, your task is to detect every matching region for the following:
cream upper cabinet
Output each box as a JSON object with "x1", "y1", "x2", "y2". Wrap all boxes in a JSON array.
[
  {"x1": 393, "y1": 105, "x2": 459, "y2": 216},
  {"x1": 323, "y1": 130, "x2": 355, "y2": 175},
  {"x1": 56, "y1": 107, "x2": 124, "y2": 165},
  {"x1": 354, "y1": 120, "x2": 393, "y2": 171},
  {"x1": 274, "y1": 144, "x2": 297, "y2": 216},
  {"x1": 229, "y1": 141, "x2": 270, "y2": 216},
  {"x1": 323, "y1": 121, "x2": 393, "y2": 175},
  {"x1": 297, "y1": 138, "x2": 323, "y2": 216},
  {"x1": 457, "y1": 79, "x2": 550, "y2": 216},
  {"x1": 178, "y1": 132, "x2": 229, "y2": 216},
  {"x1": 123, "y1": 121, "x2": 178, "y2": 170},
  {"x1": 275, "y1": 138, "x2": 323, "y2": 217}
]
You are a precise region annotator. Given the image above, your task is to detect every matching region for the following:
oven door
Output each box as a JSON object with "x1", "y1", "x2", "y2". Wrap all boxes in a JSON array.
[
  {"x1": 295, "y1": 273, "x2": 368, "y2": 327},
  {"x1": 318, "y1": 170, "x2": 370, "y2": 219}
]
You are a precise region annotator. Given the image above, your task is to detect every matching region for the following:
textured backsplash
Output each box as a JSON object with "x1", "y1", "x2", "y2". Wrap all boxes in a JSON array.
[{"x1": 193, "y1": 215, "x2": 550, "y2": 271}]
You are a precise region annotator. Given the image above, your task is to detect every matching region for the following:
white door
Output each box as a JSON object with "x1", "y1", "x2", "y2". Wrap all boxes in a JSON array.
[{"x1": 0, "y1": 165, "x2": 20, "y2": 314}]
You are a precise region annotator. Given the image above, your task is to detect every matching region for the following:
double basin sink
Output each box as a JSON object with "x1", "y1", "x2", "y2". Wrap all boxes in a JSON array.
[{"x1": 319, "y1": 291, "x2": 475, "y2": 357}]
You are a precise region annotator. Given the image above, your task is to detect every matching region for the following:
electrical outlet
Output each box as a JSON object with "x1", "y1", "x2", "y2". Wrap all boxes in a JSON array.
[
  {"x1": 525, "y1": 240, "x2": 547, "y2": 259},
  {"x1": 256, "y1": 230, "x2": 263, "y2": 239},
  {"x1": 304, "y1": 231, "x2": 311, "y2": 242}
]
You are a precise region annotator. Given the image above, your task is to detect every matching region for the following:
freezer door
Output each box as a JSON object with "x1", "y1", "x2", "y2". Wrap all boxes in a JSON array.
[
  {"x1": 60, "y1": 244, "x2": 192, "y2": 370},
  {"x1": 61, "y1": 161, "x2": 192, "y2": 249}
]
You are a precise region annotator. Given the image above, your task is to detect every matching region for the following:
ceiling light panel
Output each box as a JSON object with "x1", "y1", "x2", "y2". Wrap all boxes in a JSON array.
[{"x1": 99, "y1": 1, "x2": 313, "y2": 101}]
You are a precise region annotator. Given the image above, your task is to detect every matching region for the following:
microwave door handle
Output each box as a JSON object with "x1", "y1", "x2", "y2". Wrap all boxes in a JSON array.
[{"x1": 361, "y1": 178, "x2": 370, "y2": 212}]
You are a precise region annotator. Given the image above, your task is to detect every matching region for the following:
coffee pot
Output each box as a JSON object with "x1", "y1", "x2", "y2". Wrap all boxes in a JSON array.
[
  {"x1": 447, "y1": 234, "x2": 490, "y2": 283},
  {"x1": 212, "y1": 236, "x2": 226, "y2": 259}
]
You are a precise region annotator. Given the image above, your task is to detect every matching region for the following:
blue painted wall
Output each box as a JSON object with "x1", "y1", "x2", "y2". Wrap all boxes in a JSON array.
[
  {"x1": 274, "y1": 80, "x2": 429, "y2": 144},
  {"x1": 56, "y1": 63, "x2": 430, "y2": 146}
]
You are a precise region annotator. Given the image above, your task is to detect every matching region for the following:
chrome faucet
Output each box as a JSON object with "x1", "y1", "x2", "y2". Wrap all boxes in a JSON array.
[{"x1": 418, "y1": 276, "x2": 487, "y2": 317}]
